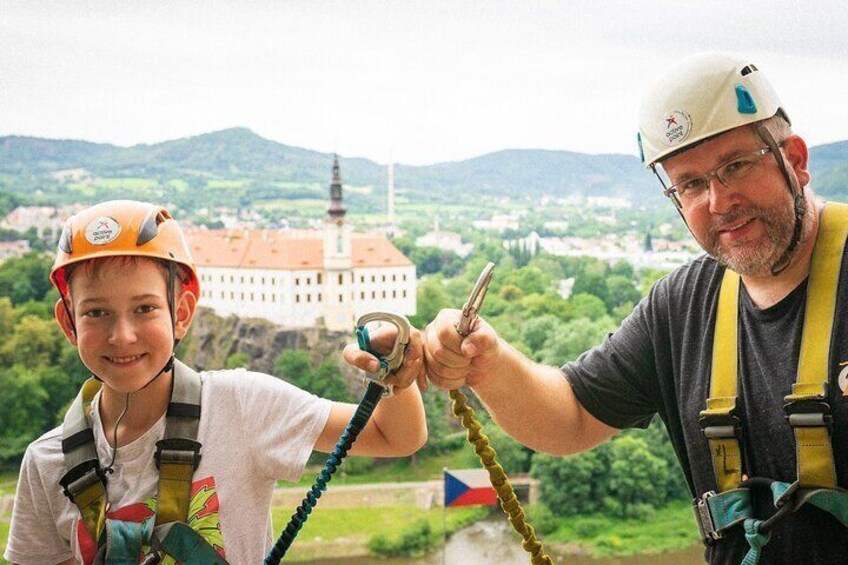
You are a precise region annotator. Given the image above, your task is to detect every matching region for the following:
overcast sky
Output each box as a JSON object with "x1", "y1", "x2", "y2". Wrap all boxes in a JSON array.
[{"x1": 2, "y1": 1, "x2": 847, "y2": 165}]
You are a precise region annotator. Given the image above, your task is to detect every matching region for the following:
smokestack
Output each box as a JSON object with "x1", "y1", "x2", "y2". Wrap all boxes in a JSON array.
[{"x1": 387, "y1": 161, "x2": 396, "y2": 238}]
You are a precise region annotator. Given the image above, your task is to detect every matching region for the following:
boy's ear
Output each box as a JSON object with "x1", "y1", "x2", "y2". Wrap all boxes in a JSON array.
[
  {"x1": 174, "y1": 291, "x2": 198, "y2": 340},
  {"x1": 54, "y1": 299, "x2": 78, "y2": 346}
]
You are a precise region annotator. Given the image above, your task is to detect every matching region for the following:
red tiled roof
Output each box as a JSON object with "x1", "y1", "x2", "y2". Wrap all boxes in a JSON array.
[{"x1": 187, "y1": 229, "x2": 412, "y2": 270}]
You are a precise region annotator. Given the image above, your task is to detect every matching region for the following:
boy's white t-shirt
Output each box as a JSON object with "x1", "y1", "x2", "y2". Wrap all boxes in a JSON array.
[{"x1": 4, "y1": 368, "x2": 332, "y2": 565}]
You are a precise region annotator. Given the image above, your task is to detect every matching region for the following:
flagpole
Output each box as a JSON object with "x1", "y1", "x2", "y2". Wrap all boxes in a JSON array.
[{"x1": 442, "y1": 467, "x2": 447, "y2": 565}]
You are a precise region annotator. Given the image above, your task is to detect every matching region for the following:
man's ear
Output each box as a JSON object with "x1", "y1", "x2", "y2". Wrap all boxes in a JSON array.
[
  {"x1": 174, "y1": 291, "x2": 198, "y2": 340},
  {"x1": 54, "y1": 299, "x2": 78, "y2": 346},
  {"x1": 782, "y1": 135, "x2": 810, "y2": 189}
]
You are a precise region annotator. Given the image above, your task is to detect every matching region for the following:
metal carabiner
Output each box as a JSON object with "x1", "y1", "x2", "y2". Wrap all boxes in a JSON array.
[
  {"x1": 456, "y1": 262, "x2": 495, "y2": 336},
  {"x1": 355, "y1": 312, "x2": 411, "y2": 396}
]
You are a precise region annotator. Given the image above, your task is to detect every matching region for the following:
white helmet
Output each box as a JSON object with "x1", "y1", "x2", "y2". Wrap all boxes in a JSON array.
[{"x1": 637, "y1": 52, "x2": 789, "y2": 168}]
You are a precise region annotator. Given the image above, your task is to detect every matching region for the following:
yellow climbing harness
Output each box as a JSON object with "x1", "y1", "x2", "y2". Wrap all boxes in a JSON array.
[
  {"x1": 60, "y1": 360, "x2": 226, "y2": 564},
  {"x1": 695, "y1": 202, "x2": 848, "y2": 562}
]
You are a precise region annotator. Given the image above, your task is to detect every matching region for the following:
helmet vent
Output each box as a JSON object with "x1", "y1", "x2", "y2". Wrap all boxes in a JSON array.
[
  {"x1": 58, "y1": 225, "x2": 73, "y2": 253},
  {"x1": 137, "y1": 209, "x2": 164, "y2": 246},
  {"x1": 740, "y1": 64, "x2": 759, "y2": 77}
]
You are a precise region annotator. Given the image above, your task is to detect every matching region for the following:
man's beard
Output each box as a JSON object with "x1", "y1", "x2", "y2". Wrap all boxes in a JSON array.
[{"x1": 701, "y1": 199, "x2": 797, "y2": 276}]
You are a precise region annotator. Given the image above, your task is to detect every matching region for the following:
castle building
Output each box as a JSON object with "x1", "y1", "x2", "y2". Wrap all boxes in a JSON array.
[{"x1": 188, "y1": 156, "x2": 417, "y2": 330}]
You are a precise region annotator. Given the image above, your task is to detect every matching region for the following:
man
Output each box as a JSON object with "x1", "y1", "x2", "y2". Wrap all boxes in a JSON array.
[{"x1": 346, "y1": 53, "x2": 848, "y2": 563}]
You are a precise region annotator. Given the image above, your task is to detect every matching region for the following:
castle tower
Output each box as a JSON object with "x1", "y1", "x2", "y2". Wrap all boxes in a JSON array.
[{"x1": 323, "y1": 155, "x2": 354, "y2": 330}]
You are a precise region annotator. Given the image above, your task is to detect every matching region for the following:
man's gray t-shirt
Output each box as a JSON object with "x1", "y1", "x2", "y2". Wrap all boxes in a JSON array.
[{"x1": 564, "y1": 253, "x2": 848, "y2": 564}]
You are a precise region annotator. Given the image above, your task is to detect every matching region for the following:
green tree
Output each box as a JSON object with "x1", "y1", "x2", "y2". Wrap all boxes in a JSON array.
[
  {"x1": 0, "y1": 365, "x2": 50, "y2": 463},
  {"x1": 0, "y1": 314, "x2": 64, "y2": 367},
  {"x1": 536, "y1": 316, "x2": 615, "y2": 365},
  {"x1": 521, "y1": 314, "x2": 563, "y2": 351},
  {"x1": 274, "y1": 349, "x2": 312, "y2": 382},
  {"x1": 410, "y1": 275, "x2": 450, "y2": 328},
  {"x1": 310, "y1": 359, "x2": 354, "y2": 402},
  {"x1": 531, "y1": 446, "x2": 611, "y2": 517},
  {"x1": 225, "y1": 351, "x2": 251, "y2": 369},
  {"x1": 605, "y1": 435, "x2": 669, "y2": 517},
  {"x1": 605, "y1": 275, "x2": 641, "y2": 311},
  {"x1": 564, "y1": 292, "x2": 608, "y2": 321},
  {"x1": 0, "y1": 252, "x2": 53, "y2": 304}
]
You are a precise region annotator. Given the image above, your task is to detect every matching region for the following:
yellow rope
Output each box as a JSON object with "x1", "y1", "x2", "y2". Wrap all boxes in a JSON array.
[{"x1": 450, "y1": 389, "x2": 554, "y2": 565}]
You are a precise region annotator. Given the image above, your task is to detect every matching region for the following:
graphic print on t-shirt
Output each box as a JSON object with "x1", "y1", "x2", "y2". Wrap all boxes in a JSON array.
[{"x1": 77, "y1": 476, "x2": 225, "y2": 564}]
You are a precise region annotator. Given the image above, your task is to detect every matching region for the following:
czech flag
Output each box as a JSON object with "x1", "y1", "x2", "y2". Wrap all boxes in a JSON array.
[{"x1": 444, "y1": 468, "x2": 498, "y2": 507}]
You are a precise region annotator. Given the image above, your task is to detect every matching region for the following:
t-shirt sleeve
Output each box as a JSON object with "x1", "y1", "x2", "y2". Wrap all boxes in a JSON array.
[
  {"x1": 219, "y1": 369, "x2": 332, "y2": 482},
  {"x1": 563, "y1": 283, "x2": 666, "y2": 430},
  {"x1": 4, "y1": 443, "x2": 74, "y2": 565}
]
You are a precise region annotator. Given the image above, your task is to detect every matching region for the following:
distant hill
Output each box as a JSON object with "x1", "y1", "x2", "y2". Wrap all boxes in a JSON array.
[{"x1": 0, "y1": 128, "x2": 845, "y2": 209}]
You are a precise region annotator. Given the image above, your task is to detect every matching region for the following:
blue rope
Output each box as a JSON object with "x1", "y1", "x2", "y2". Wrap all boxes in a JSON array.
[{"x1": 264, "y1": 381, "x2": 384, "y2": 564}]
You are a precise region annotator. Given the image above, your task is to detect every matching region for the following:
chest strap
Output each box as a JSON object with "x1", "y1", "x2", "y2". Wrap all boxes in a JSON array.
[
  {"x1": 60, "y1": 360, "x2": 204, "y2": 557},
  {"x1": 695, "y1": 202, "x2": 848, "y2": 557}
]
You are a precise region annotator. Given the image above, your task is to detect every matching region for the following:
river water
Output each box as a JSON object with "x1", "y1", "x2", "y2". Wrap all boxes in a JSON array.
[{"x1": 302, "y1": 517, "x2": 706, "y2": 564}]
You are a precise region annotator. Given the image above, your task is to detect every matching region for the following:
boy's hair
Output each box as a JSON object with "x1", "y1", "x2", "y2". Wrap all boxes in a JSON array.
[{"x1": 63, "y1": 255, "x2": 188, "y2": 304}]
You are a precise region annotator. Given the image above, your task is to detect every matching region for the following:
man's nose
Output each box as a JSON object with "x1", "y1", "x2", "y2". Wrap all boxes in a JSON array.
[{"x1": 707, "y1": 175, "x2": 739, "y2": 215}]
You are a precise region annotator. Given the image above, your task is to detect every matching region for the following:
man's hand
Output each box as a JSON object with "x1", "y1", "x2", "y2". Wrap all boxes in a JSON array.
[
  {"x1": 423, "y1": 308, "x2": 502, "y2": 391},
  {"x1": 342, "y1": 325, "x2": 426, "y2": 391}
]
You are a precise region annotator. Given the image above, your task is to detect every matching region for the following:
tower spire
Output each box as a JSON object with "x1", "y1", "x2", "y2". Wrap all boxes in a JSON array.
[{"x1": 327, "y1": 154, "x2": 347, "y2": 220}]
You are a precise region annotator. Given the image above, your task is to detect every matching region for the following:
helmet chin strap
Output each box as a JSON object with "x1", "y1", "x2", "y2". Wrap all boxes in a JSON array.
[
  {"x1": 755, "y1": 124, "x2": 806, "y2": 277},
  {"x1": 92, "y1": 262, "x2": 181, "y2": 471}
]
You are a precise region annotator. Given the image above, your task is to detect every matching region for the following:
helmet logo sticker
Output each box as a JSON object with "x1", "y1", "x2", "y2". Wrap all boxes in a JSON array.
[
  {"x1": 662, "y1": 110, "x2": 692, "y2": 147},
  {"x1": 839, "y1": 362, "x2": 848, "y2": 395},
  {"x1": 85, "y1": 216, "x2": 122, "y2": 245}
]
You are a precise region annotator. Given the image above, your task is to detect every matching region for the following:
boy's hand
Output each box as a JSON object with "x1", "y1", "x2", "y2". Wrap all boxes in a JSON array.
[
  {"x1": 423, "y1": 308, "x2": 502, "y2": 390},
  {"x1": 342, "y1": 326, "x2": 426, "y2": 391}
]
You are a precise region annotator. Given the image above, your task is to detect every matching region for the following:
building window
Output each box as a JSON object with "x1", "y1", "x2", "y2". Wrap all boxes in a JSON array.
[
  {"x1": 382, "y1": 291, "x2": 386, "y2": 298},
  {"x1": 361, "y1": 292, "x2": 365, "y2": 299},
  {"x1": 230, "y1": 275, "x2": 234, "y2": 283},
  {"x1": 296, "y1": 294, "x2": 300, "y2": 303},
  {"x1": 272, "y1": 277, "x2": 276, "y2": 285},
  {"x1": 338, "y1": 293, "x2": 343, "y2": 302},
  {"x1": 296, "y1": 277, "x2": 300, "y2": 285},
  {"x1": 392, "y1": 274, "x2": 396, "y2": 282},
  {"x1": 317, "y1": 273, "x2": 322, "y2": 284},
  {"x1": 403, "y1": 274, "x2": 407, "y2": 281},
  {"x1": 371, "y1": 275, "x2": 375, "y2": 283},
  {"x1": 382, "y1": 275, "x2": 386, "y2": 282},
  {"x1": 262, "y1": 277, "x2": 265, "y2": 285},
  {"x1": 372, "y1": 291, "x2": 376, "y2": 299},
  {"x1": 318, "y1": 294, "x2": 322, "y2": 302},
  {"x1": 250, "y1": 276, "x2": 254, "y2": 284},
  {"x1": 220, "y1": 275, "x2": 224, "y2": 282},
  {"x1": 307, "y1": 294, "x2": 311, "y2": 303},
  {"x1": 337, "y1": 273, "x2": 342, "y2": 284},
  {"x1": 392, "y1": 290, "x2": 396, "y2": 298},
  {"x1": 250, "y1": 292, "x2": 254, "y2": 301},
  {"x1": 220, "y1": 291, "x2": 224, "y2": 299},
  {"x1": 261, "y1": 293, "x2": 265, "y2": 302},
  {"x1": 402, "y1": 290, "x2": 407, "y2": 298},
  {"x1": 360, "y1": 275, "x2": 365, "y2": 283},
  {"x1": 240, "y1": 276, "x2": 244, "y2": 283},
  {"x1": 272, "y1": 294, "x2": 276, "y2": 303},
  {"x1": 230, "y1": 292, "x2": 234, "y2": 299},
  {"x1": 241, "y1": 292, "x2": 244, "y2": 300},
  {"x1": 307, "y1": 277, "x2": 311, "y2": 285}
]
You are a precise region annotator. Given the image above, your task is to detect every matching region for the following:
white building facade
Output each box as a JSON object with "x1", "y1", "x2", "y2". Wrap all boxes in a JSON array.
[{"x1": 188, "y1": 157, "x2": 417, "y2": 329}]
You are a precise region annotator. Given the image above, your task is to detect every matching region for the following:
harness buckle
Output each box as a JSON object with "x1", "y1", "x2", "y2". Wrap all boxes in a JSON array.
[
  {"x1": 693, "y1": 490, "x2": 723, "y2": 544},
  {"x1": 698, "y1": 413, "x2": 741, "y2": 439},
  {"x1": 59, "y1": 459, "x2": 107, "y2": 503},
  {"x1": 154, "y1": 438, "x2": 202, "y2": 471},
  {"x1": 783, "y1": 398, "x2": 833, "y2": 435}
]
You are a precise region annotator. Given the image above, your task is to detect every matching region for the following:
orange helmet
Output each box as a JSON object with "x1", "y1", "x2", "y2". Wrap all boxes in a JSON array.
[{"x1": 50, "y1": 200, "x2": 199, "y2": 299}]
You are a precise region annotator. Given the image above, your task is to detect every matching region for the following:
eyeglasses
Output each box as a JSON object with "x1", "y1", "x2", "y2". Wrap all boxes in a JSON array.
[{"x1": 660, "y1": 146, "x2": 776, "y2": 208}]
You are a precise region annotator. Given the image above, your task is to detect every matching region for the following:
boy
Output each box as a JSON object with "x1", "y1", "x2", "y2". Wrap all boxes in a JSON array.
[{"x1": 4, "y1": 200, "x2": 427, "y2": 564}]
